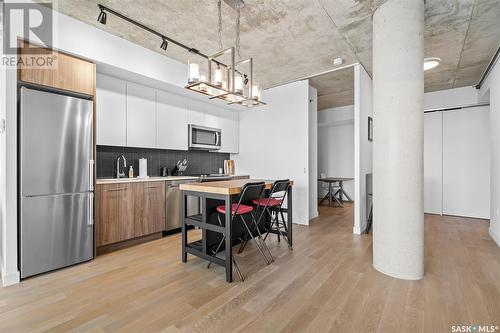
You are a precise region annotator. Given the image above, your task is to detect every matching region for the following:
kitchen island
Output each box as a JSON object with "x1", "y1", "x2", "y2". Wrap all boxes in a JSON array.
[{"x1": 180, "y1": 179, "x2": 293, "y2": 282}]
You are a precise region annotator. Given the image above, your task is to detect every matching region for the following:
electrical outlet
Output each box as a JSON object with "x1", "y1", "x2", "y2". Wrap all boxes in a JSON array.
[{"x1": 0, "y1": 119, "x2": 5, "y2": 134}]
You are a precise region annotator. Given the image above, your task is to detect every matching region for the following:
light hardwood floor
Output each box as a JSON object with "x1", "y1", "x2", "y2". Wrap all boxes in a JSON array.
[{"x1": 1, "y1": 204, "x2": 499, "y2": 333}]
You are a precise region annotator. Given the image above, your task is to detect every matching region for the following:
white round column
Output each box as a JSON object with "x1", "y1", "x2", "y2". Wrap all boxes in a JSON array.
[{"x1": 372, "y1": 0, "x2": 425, "y2": 280}]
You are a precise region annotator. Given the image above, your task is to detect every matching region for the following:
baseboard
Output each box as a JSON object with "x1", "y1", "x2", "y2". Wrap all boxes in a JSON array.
[
  {"x1": 489, "y1": 227, "x2": 500, "y2": 247},
  {"x1": 353, "y1": 221, "x2": 367, "y2": 235},
  {"x1": 1, "y1": 270, "x2": 20, "y2": 287},
  {"x1": 373, "y1": 263, "x2": 424, "y2": 281}
]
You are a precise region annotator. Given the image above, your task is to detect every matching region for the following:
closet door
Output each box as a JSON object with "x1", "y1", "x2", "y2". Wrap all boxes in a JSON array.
[
  {"x1": 443, "y1": 106, "x2": 490, "y2": 219},
  {"x1": 424, "y1": 112, "x2": 442, "y2": 214}
]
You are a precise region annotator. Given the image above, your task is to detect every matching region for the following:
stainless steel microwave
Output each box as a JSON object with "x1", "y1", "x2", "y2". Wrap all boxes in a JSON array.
[{"x1": 188, "y1": 124, "x2": 222, "y2": 150}]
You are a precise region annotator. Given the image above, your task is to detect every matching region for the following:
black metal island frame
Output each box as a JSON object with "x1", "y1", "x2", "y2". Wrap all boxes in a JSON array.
[{"x1": 180, "y1": 179, "x2": 293, "y2": 282}]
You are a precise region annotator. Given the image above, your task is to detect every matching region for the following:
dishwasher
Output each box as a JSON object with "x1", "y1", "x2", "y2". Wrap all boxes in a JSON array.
[{"x1": 165, "y1": 179, "x2": 200, "y2": 231}]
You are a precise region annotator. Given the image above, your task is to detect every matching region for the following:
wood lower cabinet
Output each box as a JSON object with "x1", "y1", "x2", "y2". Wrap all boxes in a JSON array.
[
  {"x1": 134, "y1": 182, "x2": 165, "y2": 237},
  {"x1": 96, "y1": 181, "x2": 166, "y2": 247},
  {"x1": 96, "y1": 183, "x2": 134, "y2": 246}
]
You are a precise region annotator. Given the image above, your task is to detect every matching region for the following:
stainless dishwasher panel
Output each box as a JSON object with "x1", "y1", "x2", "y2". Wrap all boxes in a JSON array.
[{"x1": 165, "y1": 180, "x2": 200, "y2": 231}]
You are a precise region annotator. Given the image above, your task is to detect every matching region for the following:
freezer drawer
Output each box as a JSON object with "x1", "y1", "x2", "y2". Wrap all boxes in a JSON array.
[{"x1": 20, "y1": 193, "x2": 93, "y2": 278}]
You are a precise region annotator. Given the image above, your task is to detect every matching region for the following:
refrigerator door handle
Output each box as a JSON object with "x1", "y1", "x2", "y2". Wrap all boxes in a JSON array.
[
  {"x1": 88, "y1": 193, "x2": 94, "y2": 226},
  {"x1": 89, "y1": 159, "x2": 94, "y2": 191}
]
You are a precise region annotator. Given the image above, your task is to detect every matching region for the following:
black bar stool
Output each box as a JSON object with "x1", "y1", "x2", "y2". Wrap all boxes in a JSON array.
[
  {"x1": 239, "y1": 179, "x2": 292, "y2": 255},
  {"x1": 208, "y1": 182, "x2": 271, "y2": 281},
  {"x1": 257, "y1": 180, "x2": 292, "y2": 248}
]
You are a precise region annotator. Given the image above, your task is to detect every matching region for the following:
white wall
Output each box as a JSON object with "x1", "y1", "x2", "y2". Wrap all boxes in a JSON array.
[
  {"x1": 0, "y1": 23, "x2": 6, "y2": 281},
  {"x1": 309, "y1": 86, "x2": 318, "y2": 219},
  {"x1": 479, "y1": 57, "x2": 500, "y2": 246},
  {"x1": 317, "y1": 105, "x2": 355, "y2": 199},
  {"x1": 424, "y1": 86, "x2": 479, "y2": 110},
  {"x1": 353, "y1": 65, "x2": 373, "y2": 234},
  {"x1": 232, "y1": 80, "x2": 310, "y2": 225}
]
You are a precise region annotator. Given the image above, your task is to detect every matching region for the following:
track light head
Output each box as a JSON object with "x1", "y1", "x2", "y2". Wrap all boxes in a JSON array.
[
  {"x1": 160, "y1": 38, "x2": 168, "y2": 51},
  {"x1": 97, "y1": 9, "x2": 107, "y2": 24}
]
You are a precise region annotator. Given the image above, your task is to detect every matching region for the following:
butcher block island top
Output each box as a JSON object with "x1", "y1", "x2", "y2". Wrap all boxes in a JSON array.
[{"x1": 179, "y1": 179, "x2": 293, "y2": 195}]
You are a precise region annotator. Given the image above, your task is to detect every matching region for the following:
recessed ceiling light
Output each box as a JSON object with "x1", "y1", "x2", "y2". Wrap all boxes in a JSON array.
[
  {"x1": 424, "y1": 57, "x2": 441, "y2": 71},
  {"x1": 333, "y1": 58, "x2": 344, "y2": 66}
]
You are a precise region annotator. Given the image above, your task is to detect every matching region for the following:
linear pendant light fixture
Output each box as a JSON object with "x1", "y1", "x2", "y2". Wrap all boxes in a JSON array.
[{"x1": 96, "y1": 4, "x2": 265, "y2": 108}]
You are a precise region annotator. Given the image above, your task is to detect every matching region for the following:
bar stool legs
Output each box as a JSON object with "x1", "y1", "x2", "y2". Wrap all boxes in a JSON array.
[{"x1": 207, "y1": 215, "x2": 245, "y2": 281}]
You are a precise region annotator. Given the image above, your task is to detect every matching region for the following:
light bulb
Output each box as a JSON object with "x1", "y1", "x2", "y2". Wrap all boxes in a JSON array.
[
  {"x1": 235, "y1": 75, "x2": 243, "y2": 94},
  {"x1": 189, "y1": 63, "x2": 200, "y2": 83},
  {"x1": 214, "y1": 67, "x2": 222, "y2": 87}
]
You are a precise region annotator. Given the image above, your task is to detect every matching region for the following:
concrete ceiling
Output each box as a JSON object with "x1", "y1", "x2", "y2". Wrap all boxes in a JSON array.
[
  {"x1": 44, "y1": 0, "x2": 500, "y2": 110},
  {"x1": 309, "y1": 67, "x2": 354, "y2": 110}
]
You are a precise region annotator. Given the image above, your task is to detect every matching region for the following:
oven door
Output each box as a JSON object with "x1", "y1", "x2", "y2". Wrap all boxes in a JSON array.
[{"x1": 189, "y1": 124, "x2": 222, "y2": 150}]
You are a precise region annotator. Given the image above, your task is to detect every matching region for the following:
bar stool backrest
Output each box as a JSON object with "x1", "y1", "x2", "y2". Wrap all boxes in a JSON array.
[
  {"x1": 269, "y1": 179, "x2": 291, "y2": 201},
  {"x1": 233, "y1": 182, "x2": 265, "y2": 218}
]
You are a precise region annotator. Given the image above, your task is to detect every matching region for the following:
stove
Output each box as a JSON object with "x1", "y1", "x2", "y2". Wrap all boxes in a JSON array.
[{"x1": 196, "y1": 174, "x2": 233, "y2": 182}]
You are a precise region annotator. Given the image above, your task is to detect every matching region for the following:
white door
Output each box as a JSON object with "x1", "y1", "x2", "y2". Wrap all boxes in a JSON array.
[
  {"x1": 126, "y1": 82, "x2": 156, "y2": 148},
  {"x1": 156, "y1": 90, "x2": 188, "y2": 150},
  {"x1": 424, "y1": 112, "x2": 442, "y2": 214},
  {"x1": 96, "y1": 74, "x2": 126, "y2": 146},
  {"x1": 443, "y1": 106, "x2": 490, "y2": 219}
]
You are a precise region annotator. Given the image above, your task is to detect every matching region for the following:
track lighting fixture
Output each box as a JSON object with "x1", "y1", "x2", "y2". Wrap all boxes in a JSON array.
[
  {"x1": 96, "y1": 3, "x2": 265, "y2": 108},
  {"x1": 160, "y1": 38, "x2": 168, "y2": 51},
  {"x1": 97, "y1": 6, "x2": 107, "y2": 24}
]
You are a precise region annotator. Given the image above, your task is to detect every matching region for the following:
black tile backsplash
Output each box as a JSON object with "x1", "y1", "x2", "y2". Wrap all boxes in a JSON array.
[{"x1": 96, "y1": 145, "x2": 230, "y2": 178}]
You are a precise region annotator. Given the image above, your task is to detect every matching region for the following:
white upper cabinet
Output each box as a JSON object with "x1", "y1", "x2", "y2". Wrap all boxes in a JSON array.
[
  {"x1": 156, "y1": 90, "x2": 188, "y2": 150},
  {"x1": 205, "y1": 104, "x2": 239, "y2": 154},
  {"x1": 126, "y1": 82, "x2": 156, "y2": 148},
  {"x1": 187, "y1": 100, "x2": 205, "y2": 126},
  {"x1": 96, "y1": 74, "x2": 127, "y2": 146},
  {"x1": 96, "y1": 74, "x2": 238, "y2": 153}
]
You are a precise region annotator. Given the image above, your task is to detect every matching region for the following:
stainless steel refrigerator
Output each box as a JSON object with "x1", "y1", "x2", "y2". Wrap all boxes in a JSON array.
[{"x1": 19, "y1": 87, "x2": 94, "y2": 278}]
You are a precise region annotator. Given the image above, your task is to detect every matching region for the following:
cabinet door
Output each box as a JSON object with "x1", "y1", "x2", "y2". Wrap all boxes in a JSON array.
[
  {"x1": 134, "y1": 182, "x2": 165, "y2": 237},
  {"x1": 205, "y1": 105, "x2": 239, "y2": 153},
  {"x1": 127, "y1": 83, "x2": 156, "y2": 148},
  {"x1": 156, "y1": 91, "x2": 188, "y2": 150},
  {"x1": 219, "y1": 111, "x2": 239, "y2": 153},
  {"x1": 187, "y1": 100, "x2": 205, "y2": 125},
  {"x1": 443, "y1": 106, "x2": 490, "y2": 219},
  {"x1": 18, "y1": 40, "x2": 95, "y2": 96},
  {"x1": 96, "y1": 183, "x2": 135, "y2": 246},
  {"x1": 96, "y1": 74, "x2": 127, "y2": 146}
]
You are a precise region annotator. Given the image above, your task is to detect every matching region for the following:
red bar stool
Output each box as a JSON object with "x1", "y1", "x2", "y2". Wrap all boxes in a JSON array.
[{"x1": 208, "y1": 182, "x2": 271, "y2": 281}]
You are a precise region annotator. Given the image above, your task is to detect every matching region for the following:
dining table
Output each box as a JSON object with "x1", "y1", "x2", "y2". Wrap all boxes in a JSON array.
[
  {"x1": 179, "y1": 179, "x2": 293, "y2": 282},
  {"x1": 318, "y1": 177, "x2": 353, "y2": 207}
]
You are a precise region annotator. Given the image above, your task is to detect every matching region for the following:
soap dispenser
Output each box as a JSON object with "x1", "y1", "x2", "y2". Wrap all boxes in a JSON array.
[{"x1": 128, "y1": 165, "x2": 134, "y2": 178}]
